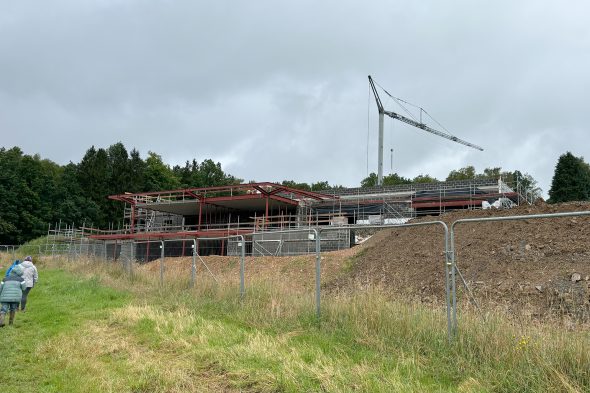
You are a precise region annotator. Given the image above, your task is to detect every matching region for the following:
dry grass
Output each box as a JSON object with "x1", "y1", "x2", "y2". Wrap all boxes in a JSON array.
[{"x1": 8, "y1": 256, "x2": 590, "y2": 392}]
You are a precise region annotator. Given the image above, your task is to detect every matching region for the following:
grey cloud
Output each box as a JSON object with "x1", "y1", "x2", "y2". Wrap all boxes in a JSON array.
[{"x1": 1, "y1": 0, "x2": 589, "y2": 195}]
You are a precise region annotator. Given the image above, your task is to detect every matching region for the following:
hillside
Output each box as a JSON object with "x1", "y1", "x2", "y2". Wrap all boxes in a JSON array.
[
  {"x1": 333, "y1": 201, "x2": 590, "y2": 322},
  {"x1": 140, "y1": 201, "x2": 590, "y2": 323}
]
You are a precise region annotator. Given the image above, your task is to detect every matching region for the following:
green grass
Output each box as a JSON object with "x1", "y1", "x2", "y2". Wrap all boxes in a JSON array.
[
  {"x1": 0, "y1": 268, "x2": 129, "y2": 392},
  {"x1": 1, "y1": 260, "x2": 589, "y2": 392}
]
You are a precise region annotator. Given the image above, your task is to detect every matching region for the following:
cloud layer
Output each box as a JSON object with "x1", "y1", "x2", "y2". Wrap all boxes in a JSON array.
[{"x1": 1, "y1": 1, "x2": 589, "y2": 195}]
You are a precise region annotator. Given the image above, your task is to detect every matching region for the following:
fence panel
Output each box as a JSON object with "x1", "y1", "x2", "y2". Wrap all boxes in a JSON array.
[
  {"x1": 318, "y1": 222, "x2": 452, "y2": 340},
  {"x1": 450, "y1": 211, "x2": 590, "y2": 335}
]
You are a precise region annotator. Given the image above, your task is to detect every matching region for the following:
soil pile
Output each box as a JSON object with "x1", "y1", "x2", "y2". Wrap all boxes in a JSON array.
[{"x1": 336, "y1": 201, "x2": 590, "y2": 321}]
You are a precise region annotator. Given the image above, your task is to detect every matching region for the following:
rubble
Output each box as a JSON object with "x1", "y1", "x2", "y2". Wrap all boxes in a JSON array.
[{"x1": 571, "y1": 273, "x2": 582, "y2": 282}]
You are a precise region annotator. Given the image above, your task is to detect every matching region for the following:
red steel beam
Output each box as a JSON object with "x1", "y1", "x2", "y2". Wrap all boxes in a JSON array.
[
  {"x1": 198, "y1": 200, "x2": 203, "y2": 230},
  {"x1": 130, "y1": 203, "x2": 136, "y2": 234},
  {"x1": 264, "y1": 195, "x2": 269, "y2": 230},
  {"x1": 268, "y1": 194, "x2": 299, "y2": 206},
  {"x1": 88, "y1": 229, "x2": 253, "y2": 241},
  {"x1": 203, "y1": 194, "x2": 265, "y2": 203},
  {"x1": 108, "y1": 182, "x2": 335, "y2": 202},
  {"x1": 108, "y1": 195, "x2": 136, "y2": 204}
]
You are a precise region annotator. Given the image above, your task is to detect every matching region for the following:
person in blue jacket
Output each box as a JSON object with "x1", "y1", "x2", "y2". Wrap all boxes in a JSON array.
[
  {"x1": 0, "y1": 264, "x2": 26, "y2": 327},
  {"x1": 5, "y1": 260, "x2": 21, "y2": 277}
]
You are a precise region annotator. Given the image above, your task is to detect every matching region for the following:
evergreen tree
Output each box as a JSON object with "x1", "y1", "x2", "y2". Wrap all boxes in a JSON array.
[
  {"x1": 55, "y1": 163, "x2": 96, "y2": 225},
  {"x1": 128, "y1": 149, "x2": 146, "y2": 192},
  {"x1": 548, "y1": 152, "x2": 590, "y2": 203},
  {"x1": 77, "y1": 147, "x2": 110, "y2": 227},
  {"x1": 107, "y1": 142, "x2": 130, "y2": 194},
  {"x1": 105, "y1": 143, "x2": 131, "y2": 221},
  {"x1": 173, "y1": 160, "x2": 193, "y2": 188}
]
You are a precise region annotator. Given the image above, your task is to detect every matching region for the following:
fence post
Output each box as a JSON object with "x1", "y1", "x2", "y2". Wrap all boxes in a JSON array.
[
  {"x1": 160, "y1": 240, "x2": 165, "y2": 286},
  {"x1": 191, "y1": 239, "x2": 197, "y2": 289},
  {"x1": 450, "y1": 229, "x2": 458, "y2": 336},
  {"x1": 314, "y1": 228, "x2": 321, "y2": 320},
  {"x1": 130, "y1": 240, "x2": 134, "y2": 276},
  {"x1": 239, "y1": 235, "x2": 245, "y2": 299}
]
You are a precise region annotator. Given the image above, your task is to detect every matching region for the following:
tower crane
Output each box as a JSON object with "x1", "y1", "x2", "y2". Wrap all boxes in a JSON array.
[{"x1": 368, "y1": 75, "x2": 483, "y2": 186}]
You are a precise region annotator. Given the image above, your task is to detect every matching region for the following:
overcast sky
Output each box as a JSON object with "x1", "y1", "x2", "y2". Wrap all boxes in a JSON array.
[{"x1": 1, "y1": 1, "x2": 589, "y2": 196}]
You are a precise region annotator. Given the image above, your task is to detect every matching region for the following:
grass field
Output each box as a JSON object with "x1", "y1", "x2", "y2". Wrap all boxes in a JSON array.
[{"x1": 0, "y1": 257, "x2": 589, "y2": 392}]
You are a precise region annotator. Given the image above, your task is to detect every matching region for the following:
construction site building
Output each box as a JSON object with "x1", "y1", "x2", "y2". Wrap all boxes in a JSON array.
[{"x1": 44, "y1": 178, "x2": 525, "y2": 260}]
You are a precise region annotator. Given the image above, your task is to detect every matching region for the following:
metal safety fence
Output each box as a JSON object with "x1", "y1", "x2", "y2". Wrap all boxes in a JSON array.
[
  {"x1": 317, "y1": 222, "x2": 452, "y2": 340},
  {"x1": 4, "y1": 210, "x2": 590, "y2": 342},
  {"x1": 449, "y1": 210, "x2": 590, "y2": 336}
]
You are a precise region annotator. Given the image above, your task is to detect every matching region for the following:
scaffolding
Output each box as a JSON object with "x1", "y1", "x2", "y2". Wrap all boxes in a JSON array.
[{"x1": 35, "y1": 178, "x2": 534, "y2": 259}]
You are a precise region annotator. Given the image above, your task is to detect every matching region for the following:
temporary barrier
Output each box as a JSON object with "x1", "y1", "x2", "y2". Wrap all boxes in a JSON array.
[
  {"x1": 238, "y1": 228, "x2": 321, "y2": 315},
  {"x1": 318, "y1": 221, "x2": 452, "y2": 341},
  {"x1": 189, "y1": 235, "x2": 246, "y2": 296},
  {"x1": 450, "y1": 210, "x2": 590, "y2": 336}
]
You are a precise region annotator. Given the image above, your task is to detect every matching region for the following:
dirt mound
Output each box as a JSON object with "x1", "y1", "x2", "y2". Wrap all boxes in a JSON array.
[
  {"x1": 137, "y1": 201, "x2": 590, "y2": 321},
  {"x1": 334, "y1": 201, "x2": 590, "y2": 321}
]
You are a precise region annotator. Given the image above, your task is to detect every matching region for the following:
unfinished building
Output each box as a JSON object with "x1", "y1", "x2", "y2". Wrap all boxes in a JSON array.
[{"x1": 64, "y1": 178, "x2": 523, "y2": 260}]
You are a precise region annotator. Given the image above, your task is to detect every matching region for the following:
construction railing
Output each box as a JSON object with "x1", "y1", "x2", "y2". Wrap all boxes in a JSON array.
[
  {"x1": 449, "y1": 210, "x2": 590, "y2": 336},
  {"x1": 13, "y1": 207, "x2": 590, "y2": 344}
]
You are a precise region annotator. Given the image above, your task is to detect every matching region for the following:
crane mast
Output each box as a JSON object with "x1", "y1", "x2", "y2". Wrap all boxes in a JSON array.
[{"x1": 368, "y1": 75, "x2": 483, "y2": 186}]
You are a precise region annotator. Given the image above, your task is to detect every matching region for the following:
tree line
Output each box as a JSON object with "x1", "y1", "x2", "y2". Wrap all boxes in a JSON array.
[
  {"x1": 0, "y1": 143, "x2": 241, "y2": 244},
  {"x1": 357, "y1": 167, "x2": 539, "y2": 190},
  {"x1": 0, "y1": 142, "x2": 585, "y2": 245}
]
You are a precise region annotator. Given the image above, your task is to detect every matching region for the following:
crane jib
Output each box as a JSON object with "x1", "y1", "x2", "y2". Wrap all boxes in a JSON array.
[
  {"x1": 384, "y1": 110, "x2": 484, "y2": 151},
  {"x1": 367, "y1": 75, "x2": 483, "y2": 186}
]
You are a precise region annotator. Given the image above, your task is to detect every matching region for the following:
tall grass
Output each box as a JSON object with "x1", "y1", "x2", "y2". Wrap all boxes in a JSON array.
[{"x1": 28, "y1": 257, "x2": 588, "y2": 392}]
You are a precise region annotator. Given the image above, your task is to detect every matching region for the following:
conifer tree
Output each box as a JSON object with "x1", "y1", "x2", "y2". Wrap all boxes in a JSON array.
[{"x1": 548, "y1": 152, "x2": 590, "y2": 203}]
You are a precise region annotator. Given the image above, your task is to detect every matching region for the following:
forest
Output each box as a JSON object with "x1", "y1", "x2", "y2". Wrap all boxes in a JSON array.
[
  {"x1": 0, "y1": 142, "x2": 545, "y2": 245},
  {"x1": 0, "y1": 143, "x2": 240, "y2": 244}
]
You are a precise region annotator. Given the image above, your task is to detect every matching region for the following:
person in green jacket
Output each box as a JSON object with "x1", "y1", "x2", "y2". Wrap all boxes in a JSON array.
[{"x1": 0, "y1": 264, "x2": 26, "y2": 327}]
